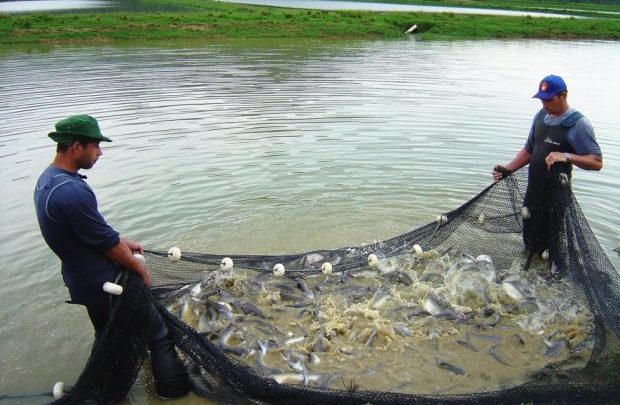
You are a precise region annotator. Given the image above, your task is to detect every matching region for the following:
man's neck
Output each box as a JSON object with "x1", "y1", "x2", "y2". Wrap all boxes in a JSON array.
[
  {"x1": 549, "y1": 104, "x2": 570, "y2": 118},
  {"x1": 52, "y1": 154, "x2": 79, "y2": 173}
]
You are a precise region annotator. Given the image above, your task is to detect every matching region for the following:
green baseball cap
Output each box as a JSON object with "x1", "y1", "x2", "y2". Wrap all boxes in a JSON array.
[{"x1": 48, "y1": 114, "x2": 112, "y2": 144}]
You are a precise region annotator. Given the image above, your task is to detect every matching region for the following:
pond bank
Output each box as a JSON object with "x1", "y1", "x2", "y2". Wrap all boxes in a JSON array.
[{"x1": 1, "y1": 0, "x2": 620, "y2": 44}]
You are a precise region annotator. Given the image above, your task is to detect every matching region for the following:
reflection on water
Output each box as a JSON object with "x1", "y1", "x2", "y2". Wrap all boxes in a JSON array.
[
  {"x1": 0, "y1": 38, "x2": 618, "y2": 403},
  {"x1": 0, "y1": 0, "x2": 185, "y2": 13},
  {"x1": 219, "y1": 0, "x2": 581, "y2": 18},
  {"x1": 0, "y1": 0, "x2": 113, "y2": 13},
  {"x1": 0, "y1": 0, "x2": 583, "y2": 16}
]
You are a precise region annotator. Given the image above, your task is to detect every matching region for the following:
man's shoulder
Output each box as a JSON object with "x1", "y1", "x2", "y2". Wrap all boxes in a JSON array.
[{"x1": 38, "y1": 169, "x2": 93, "y2": 204}]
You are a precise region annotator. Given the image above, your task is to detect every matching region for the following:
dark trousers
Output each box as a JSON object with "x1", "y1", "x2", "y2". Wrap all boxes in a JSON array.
[{"x1": 86, "y1": 303, "x2": 189, "y2": 397}]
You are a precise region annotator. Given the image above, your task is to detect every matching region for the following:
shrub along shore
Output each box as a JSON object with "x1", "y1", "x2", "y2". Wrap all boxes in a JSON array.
[{"x1": 1, "y1": 0, "x2": 619, "y2": 45}]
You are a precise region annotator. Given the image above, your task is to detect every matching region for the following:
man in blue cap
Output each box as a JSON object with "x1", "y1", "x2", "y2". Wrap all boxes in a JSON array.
[
  {"x1": 493, "y1": 75, "x2": 603, "y2": 181},
  {"x1": 492, "y1": 75, "x2": 603, "y2": 261},
  {"x1": 34, "y1": 114, "x2": 189, "y2": 399}
]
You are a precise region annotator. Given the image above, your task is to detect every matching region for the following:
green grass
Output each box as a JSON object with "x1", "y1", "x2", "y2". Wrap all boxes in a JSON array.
[{"x1": 1, "y1": 0, "x2": 619, "y2": 45}]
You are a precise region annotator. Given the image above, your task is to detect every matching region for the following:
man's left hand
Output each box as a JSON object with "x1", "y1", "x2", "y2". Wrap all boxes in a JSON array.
[
  {"x1": 545, "y1": 151, "x2": 569, "y2": 170},
  {"x1": 126, "y1": 240, "x2": 144, "y2": 254}
]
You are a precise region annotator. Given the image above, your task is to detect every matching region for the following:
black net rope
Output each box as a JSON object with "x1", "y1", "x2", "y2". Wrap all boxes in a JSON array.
[{"x1": 50, "y1": 167, "x2": 620, "y2": 404}]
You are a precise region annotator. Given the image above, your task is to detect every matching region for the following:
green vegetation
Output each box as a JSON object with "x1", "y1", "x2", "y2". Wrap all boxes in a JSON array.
[{"x1": 1, "y1": 0, "x2": 619, "y2": 45}]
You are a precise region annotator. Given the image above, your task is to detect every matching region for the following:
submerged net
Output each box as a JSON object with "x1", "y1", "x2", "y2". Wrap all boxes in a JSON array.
[{"x1": 53, "y1": 167, "x2": 620, "y2": 404}]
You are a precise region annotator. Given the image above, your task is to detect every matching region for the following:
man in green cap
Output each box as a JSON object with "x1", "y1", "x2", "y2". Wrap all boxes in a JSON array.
[{"x1": 34, "y1": 114, "x2": 189, "y2": 399}]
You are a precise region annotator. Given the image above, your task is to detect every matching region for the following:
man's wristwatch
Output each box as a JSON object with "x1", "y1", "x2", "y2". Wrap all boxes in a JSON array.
[{"x1": 563, "y1": 152, "x2": 571, "y2": 163}]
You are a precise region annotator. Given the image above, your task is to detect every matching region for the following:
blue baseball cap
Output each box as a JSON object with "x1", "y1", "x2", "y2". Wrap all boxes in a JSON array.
[{"x1": 533, "y1": 75, "x2": 567, "y2": 101}]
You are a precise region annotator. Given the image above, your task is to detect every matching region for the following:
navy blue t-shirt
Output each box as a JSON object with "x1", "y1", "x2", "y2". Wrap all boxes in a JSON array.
[{"x1": 34, "y1": 165, "x2": 120, "y2": 310}]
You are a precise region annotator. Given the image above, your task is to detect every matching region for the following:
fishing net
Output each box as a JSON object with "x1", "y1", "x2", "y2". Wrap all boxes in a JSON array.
[{"x1": 52, "y1": 167, "x2": 620, "y2": 404}]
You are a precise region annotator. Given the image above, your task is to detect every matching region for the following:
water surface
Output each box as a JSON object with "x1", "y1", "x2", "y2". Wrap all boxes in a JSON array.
[
  {"x1": 219, "y1": 0, "x2": 580, "y2": 17},
  {"x1": 0, "y1": 0, "x2": 581, "y2": 17},
  {"x1": 1, "y1": 38, "x2": 618, "y2": 403}
]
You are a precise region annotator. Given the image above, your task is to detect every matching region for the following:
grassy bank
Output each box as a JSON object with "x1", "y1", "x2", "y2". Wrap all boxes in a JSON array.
[{"x1": 1, "y1": 0, "x2": 620, "y2": 45}]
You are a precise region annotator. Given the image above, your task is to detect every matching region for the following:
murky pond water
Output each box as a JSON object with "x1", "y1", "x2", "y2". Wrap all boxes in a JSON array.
[{"x1": 1, "y1": 38, "x2": 618, "y2": 403}]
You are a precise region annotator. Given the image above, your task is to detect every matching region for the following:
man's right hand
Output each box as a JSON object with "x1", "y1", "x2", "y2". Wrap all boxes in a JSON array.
[{"x1": 492, "y1": 165, "x2": 513, "y2": 183}]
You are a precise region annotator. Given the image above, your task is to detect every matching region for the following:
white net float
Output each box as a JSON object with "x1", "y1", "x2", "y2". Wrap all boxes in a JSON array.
[
  {"x1": 103, "y1": 281, "x2": 123, "y2": 296},
  {"x1": 221, "y1": 257, "x2": 234, "y2": 271},
  {"x1": 522, "y1": 206, "x2": 531, "y2": 220},
  {"x1": 168, "y1": 247, "x2": 182, "y2": 262},
  {"x1": 52, "y1": 381, "x2": 65, "y2": 399},
  {"x1": 320, "y1": 262, "x2": 333, "y2": 275},
  {"x1": 273, "y1": 263, "x2": 285, "y2": 276},
  {"x1": 367, "y1": 254, "x2": 378, "y2": 268}
]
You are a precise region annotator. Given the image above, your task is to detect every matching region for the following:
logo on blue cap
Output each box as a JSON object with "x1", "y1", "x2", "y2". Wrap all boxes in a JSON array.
[{"x1": 533, "y1": 75, "x2": 567, "y2": 101}]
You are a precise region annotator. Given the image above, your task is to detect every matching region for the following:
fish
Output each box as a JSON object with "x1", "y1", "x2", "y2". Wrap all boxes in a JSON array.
[
  {"x1": 209, "y1": 300, "x2": 234, "y2": 320},
  {"x1": 285, "y1": 357, "x2": 304, "y2": 373},
  {"x1": 234, "y1": 317, "x2": 285, "y2": 338},
  {"x1": 313, "y1": 333, "x2": 331, "y2": 353},
  {"x1": 317, "y1": 373, "x2": 340, "y2": 388},
  {"x1": 435, "y1": 358, "x2": 465, "y2": 376},
  {"x1": 469, "y1": 332, "x2": 503, "y2": 343},
  {"x1": 479, "y1": 312, "x2": 501, "y2": 329},
  {"x1": 233, "y1": 299, "x2": 266, "y2": 318},
  {"x1": 364, "y1": 328, "x2": 378, "y2": 347},
  {"x1": 455, "y1": 338, "x2": 479, "y2": 352},
  {"x1": 393, "y1": 324, "x2": 412, "y2": 337},
  {"x1": 219, "y1": 323, "x2": 250, "y2": 357},
  {"x1": 283, "y1": 336, "x2": 305, "y2": 346},
  {"x1": 272, "y1": 373, "x2": 322, "y2": 384},
  {"x1": 370, "y1": 291, "x2": 391, "y2": 309},
  {"x1": 424, "y1": 296, "x2": 459, "y2": 319},
  {"x1": 256, "y1": 339, "x2": 284, "y2": 375},
  {"x1": 423, "y1": 296, "x2": 444, "y2": 317},
  {"x1": 514, "y1": 333, "x2": 527, "y2": 346},
  {"x1": 488, "y1": 344, "x2": 511, "y2": 366},
  {"x1": 404, "y1": 308, "x2": 428, "y2": 320},
  {"x1": 198, "y1": 313, "x2": 225, "y2": 334},
  {"x1": 419, "y1": 272, "x2": 444, "y2": 286},
  {"x1": 189, "y1": 282, "x2": 202, "y2": 298},
  {"x1": 544, "y1": 338, "x2": 567, "y2": 357},
  {"x1": 360, "y1": 363, "x2": 385, "y2": 377},
  {"x1": 502, "y1": 281, "x2": 526, "y2": 302},
  {"x1": 295, "y1": 278, "x2": 316, "y2": 300},
  {"x1": 381, "y1": 270, "x2": 414, "y2": 286},
  {"x1": 429, "y1": 330, "x2": 439, "y2": 352},
  {"x1": 331, "y1": 285, "x2": 377, "y2": 303},
  {"x1": 309, "y1": 352, "x2": 321, "y2": 365},
  {"x1": 339, "y1": 346, "x2": 355, "y2": 355},
  {"x1": 301, "y1": 252, "x2": 326, "y2": 268}
]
